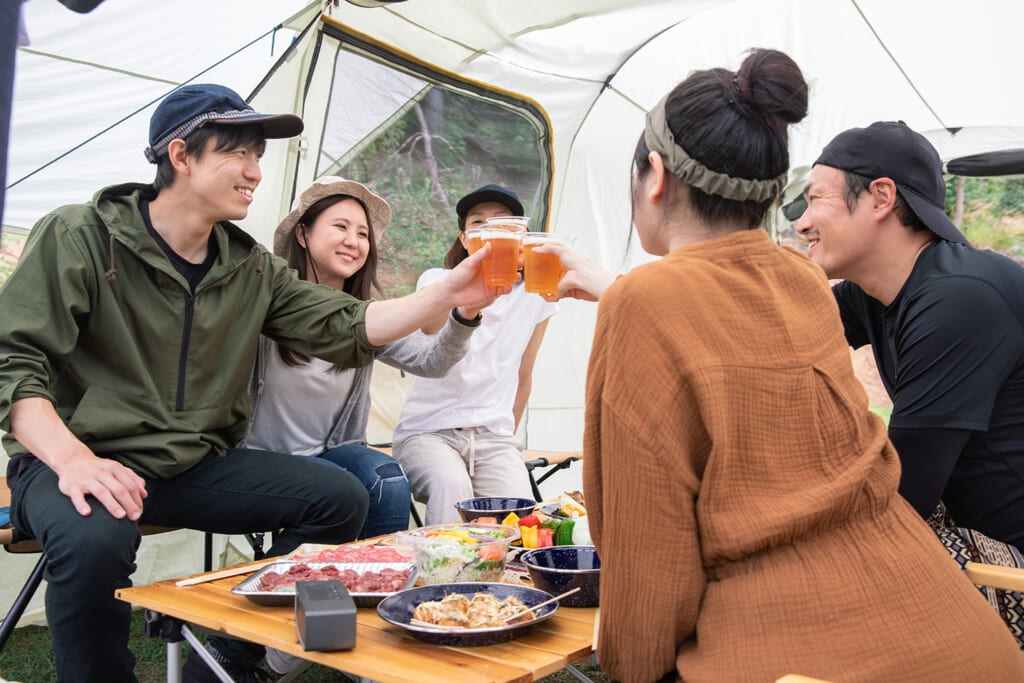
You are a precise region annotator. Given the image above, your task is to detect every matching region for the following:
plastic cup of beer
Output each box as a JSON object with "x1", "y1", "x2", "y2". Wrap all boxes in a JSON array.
[
  {"x1": 479, "y1": 228, "x2": 522, "y2": 286},
  {"x1": 482, "y1": 216, "x2": 529, "y2": 234},
  {"x1": 465, "y1": 227, "x2": 485, "y2": 254},
  {"x1": 522, "y1": 232, "x2": 566, "y2": 296}
]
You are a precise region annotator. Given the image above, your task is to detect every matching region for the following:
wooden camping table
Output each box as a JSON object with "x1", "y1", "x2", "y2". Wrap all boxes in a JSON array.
[{"x1": 116, "y1": 540, "x2": 598, "y2": 683}]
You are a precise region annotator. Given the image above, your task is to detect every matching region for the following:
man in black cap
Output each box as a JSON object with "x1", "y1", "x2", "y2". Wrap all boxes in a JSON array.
[
  {"x1": 794, "y1": 121, "x2": 1024, "y2": 550},
  {"x1": 0, "y1": 84, "x2": 501, "y2": 682}
]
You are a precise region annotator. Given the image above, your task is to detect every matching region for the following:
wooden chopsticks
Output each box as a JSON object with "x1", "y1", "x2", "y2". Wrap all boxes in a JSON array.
[
  {"x1": 175, "y1": 559, "x2": 276, "y2": 587},
  {"x1": 504, "y1": 587, "x2": 580, "y2": 622}
]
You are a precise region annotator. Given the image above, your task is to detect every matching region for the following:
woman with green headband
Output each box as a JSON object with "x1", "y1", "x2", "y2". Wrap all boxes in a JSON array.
[{"x1": 564, "y1": 48, "x2": 1023, "y2": 682}]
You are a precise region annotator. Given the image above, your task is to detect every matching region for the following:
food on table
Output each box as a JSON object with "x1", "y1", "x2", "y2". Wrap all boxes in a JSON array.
[
  {"x1": 288, "y1": 545, "x2": 407, "y2": 563},
  {"x1": 571, "y1": 515, "x2": 592, "y2": 545},
  {"x1": 518, "y1": 513, "x2": 541, "y2": 528},
  {"x1": 413, "y1": 591, "x2": 532, "y2": 628},
  {"x1": 395, "y1": 523, "x2": 519, "y2": 585},
  {"x1": 553, "y1": 518, "x2": 575, "y2": 545},
  {"x1": 515, "y1": 507, "x2": 578, "y2": 547},
  {"x1": 558, "y1": 491, "x2": 587, "y2": 518},
  {"x1": 521, "y1": 525, "x2": 537, "y2": 549},
  {"x1": 516, "y1": 514, "x2": 557, "y2": 549},
  {"x1": 258, "y1": 562, "x2": 412, "y2": 593}
]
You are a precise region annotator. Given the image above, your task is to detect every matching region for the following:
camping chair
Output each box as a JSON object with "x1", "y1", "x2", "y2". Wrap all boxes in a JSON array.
[
  {"x1": 367, "y1": 362, "x2": 585, "y2": 524},
  {"x1": 523, "y1": 449, "x2": 583, "y2": 502},
  {"x1": 370, "y1": 444, "x2": 583, "y2": 526},
  {"x1": 965, "y1": 562, "x2": 1024, "y2": 592},
  {"x1": 0, "y1": 475, "x2": 219, "y2": 654}
]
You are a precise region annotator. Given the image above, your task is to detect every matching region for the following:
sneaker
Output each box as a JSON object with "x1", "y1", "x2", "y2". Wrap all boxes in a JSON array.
[
  {"x1": 265, "y1": 646, "x2": 307, "y2": 676},
  {"x1": 181, "y1": 643, "x2": 273, "y2": 683}
]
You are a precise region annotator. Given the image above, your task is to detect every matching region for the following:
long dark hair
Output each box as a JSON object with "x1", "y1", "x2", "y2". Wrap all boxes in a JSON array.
[
  {"x1": 633, "y1": 48, "x2": 808, "y2": 230},
  {"x1": 278, "y1": 194, "x2": 382, "y2": 369},
  {"x1": 443, "y1": 213, "x2": 471, "y2": 269}
]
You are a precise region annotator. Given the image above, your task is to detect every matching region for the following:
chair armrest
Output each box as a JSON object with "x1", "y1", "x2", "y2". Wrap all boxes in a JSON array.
[
  {"x1": 522, "y1": 449, "x2": 582, "y2": 467},
  {"x1": 965, "y1": 561, "x2": 1024, "y2": 592}
]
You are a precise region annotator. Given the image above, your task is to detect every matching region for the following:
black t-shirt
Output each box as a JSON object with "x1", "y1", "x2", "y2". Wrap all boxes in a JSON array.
[
  {"x1": 834, "y1": 239, "x2": 1024, "y2": 547},
  {"x1": 140, "y1": 200, "x2": 217, "y2": 292}
]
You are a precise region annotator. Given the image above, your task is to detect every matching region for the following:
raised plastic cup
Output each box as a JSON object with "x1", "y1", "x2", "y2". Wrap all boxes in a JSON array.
[
  {"x1": 522, "y1": 232, "x2": 566, "y2": 296},
  {"x1": 465, "y1": 227, "x2": 485, "y2": 254},
  {"x1": 482, "y1": 216, "x2": 529, "y2": 234},
  {"x1": 478, "y1": 228, "x2": 521, "y2": 286}
]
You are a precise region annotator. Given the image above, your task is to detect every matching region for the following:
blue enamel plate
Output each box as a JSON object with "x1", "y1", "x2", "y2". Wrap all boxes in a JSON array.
[{"x1": 376, "y1": 582, "x2": 558, "y2": 646}]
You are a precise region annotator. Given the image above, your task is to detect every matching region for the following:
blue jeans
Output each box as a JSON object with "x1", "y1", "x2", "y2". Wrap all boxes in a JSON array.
[
  {"x1": 316, "y1": 443, "x2": 411, "y2": 539},
  {"x1": 11, "y1": 449, "x2": 368, "y2": 682}
]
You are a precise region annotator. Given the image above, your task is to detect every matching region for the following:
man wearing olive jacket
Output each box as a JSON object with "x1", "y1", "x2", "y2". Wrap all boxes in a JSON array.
[{"x1": 0, "y1": 84, "x2": 501, "y2": 683}]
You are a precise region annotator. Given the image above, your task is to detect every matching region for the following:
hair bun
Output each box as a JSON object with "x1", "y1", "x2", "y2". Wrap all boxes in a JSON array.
[{"x1": 736, "y1": 49, "x2": 808, "y2": 130}]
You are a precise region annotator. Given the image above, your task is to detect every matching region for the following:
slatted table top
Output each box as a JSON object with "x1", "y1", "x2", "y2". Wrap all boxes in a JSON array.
[{"x1": 117, "y1": 550, "x2": 596, "y2": 683}]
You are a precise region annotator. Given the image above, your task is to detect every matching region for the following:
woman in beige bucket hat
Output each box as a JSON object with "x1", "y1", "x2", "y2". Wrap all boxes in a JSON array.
[{"x1": 240, "y1": 176, "x2": 488, "y2": 544}]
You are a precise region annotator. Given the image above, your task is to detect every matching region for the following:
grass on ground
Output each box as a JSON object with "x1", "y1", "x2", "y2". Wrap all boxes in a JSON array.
[{"x1": 0, "y1": 609, "x2": 611, "y2": 682}]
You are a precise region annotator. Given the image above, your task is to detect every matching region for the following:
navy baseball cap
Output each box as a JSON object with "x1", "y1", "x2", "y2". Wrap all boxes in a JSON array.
[
  {"x1": 810, "y1": 121, "x2": 968, "y2": 245},
  {"x1": 144, "y1": 84, "x2": 303, "y2": 163},
  {"x1": 456, "y1": 184, "x2": 524, "y2": 219}
]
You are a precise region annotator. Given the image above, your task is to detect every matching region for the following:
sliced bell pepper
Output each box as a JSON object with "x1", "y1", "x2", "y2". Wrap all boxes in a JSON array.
[
  {"x1": 432, "y1": 529, "x2": 477, "y2": 543},
  {"x1": 518, "y1": 514, "x2": 541, "y2": 528},
  {"x1": 501, "y1": 511, "x2": 520, "y2": 528},
  {"x1": 521, "y1": 525, "x2": 539, "y2": 549},
  {"x1": 555, "y1": 518, "x2": 575, "y2": 545}
]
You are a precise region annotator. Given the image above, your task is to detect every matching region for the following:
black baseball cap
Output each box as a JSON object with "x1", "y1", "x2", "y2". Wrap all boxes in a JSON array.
[
  {"x1": 807, "y1": 121, "x2": 968, "y2": 245},
  {"x1": 456, "y1": 184, "x2": 524, "y2": 219},
  {"x1": 144, "y1": 84, "x2": 303, "y2": 163}
]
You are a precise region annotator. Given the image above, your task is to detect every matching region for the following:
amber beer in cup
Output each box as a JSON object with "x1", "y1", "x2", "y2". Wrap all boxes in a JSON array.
[
  {"x1": 482, "y1": 216, "x2": 529, "y2": 235},
  {"x1": 522, "y1": 232, "x2": 565, "y2": 296},
  {"x1": 479, "y1": 228, "x2": 521, "y2": 286},
  {"x1": 465, "y1": 227, "x2": 485, "y2": 254}
]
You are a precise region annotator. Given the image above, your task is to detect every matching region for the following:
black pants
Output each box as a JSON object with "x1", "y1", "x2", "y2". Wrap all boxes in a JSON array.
[{"x1": 12, "y1": 449, "x2": 369, "y2": 682}]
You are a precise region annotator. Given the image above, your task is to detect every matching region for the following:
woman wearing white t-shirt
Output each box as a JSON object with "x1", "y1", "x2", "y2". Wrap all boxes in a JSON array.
[{"x1": 393, "y1": 184, "x2": 558, "y2": 525}]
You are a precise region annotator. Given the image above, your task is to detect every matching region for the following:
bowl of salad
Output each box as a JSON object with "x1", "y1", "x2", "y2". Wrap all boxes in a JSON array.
[{"x1": 394, "y1": 523, "x2": 521, "y2": 585}]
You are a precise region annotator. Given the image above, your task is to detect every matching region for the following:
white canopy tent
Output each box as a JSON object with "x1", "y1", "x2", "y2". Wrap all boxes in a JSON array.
[{"x1": 4, "y1": 0, "x2": 1023, "y2": 625}]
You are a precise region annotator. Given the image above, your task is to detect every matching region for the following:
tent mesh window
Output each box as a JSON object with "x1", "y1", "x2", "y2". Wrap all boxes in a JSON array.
[{"x1": 317, "y1": 47, "x2": 546, "y2": 298}]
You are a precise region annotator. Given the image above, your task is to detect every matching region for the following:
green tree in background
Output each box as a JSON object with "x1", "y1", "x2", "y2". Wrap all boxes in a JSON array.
[
  {"x1": 338, "y1": 88, "x2": 544, "y2": 298},
  {"x1": 945, "y1": 176, "x2": 1024, "y2": 215},
  {"x1": 944, "y1": 176, "x2": 1024, "y2": 259}
]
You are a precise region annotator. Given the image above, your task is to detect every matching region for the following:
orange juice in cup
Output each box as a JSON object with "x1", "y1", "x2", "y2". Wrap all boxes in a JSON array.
[
  {"x1": 480, "y1": 228, "x2": 521, "y2": 286},
  {"x1": 522, "y1": 232, "x2": 566, "y2": 296}
]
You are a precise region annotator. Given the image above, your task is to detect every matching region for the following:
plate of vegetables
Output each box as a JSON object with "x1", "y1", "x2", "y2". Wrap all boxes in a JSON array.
[{"x1": 488, "y1": 511, "x2": 577, "y2": 550}]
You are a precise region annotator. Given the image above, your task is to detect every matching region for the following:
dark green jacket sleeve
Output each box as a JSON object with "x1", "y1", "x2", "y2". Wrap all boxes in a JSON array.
[
  {"x1": 258, "y1": 252, "x2": 380, "y2": 369},
  {"x1": 0, "y1": 211, "x2": 96, "y2": 432}
]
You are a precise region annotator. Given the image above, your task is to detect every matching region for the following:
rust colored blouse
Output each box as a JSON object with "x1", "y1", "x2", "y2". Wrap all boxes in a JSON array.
[{"x1": 584, "y1": 230, "x2": 1023, "y2": 683}]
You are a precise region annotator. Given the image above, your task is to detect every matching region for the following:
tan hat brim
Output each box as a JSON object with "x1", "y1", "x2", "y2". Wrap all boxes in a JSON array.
[{"x1": 273, "y1": 177, "x2": 392, "y2": 257}]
